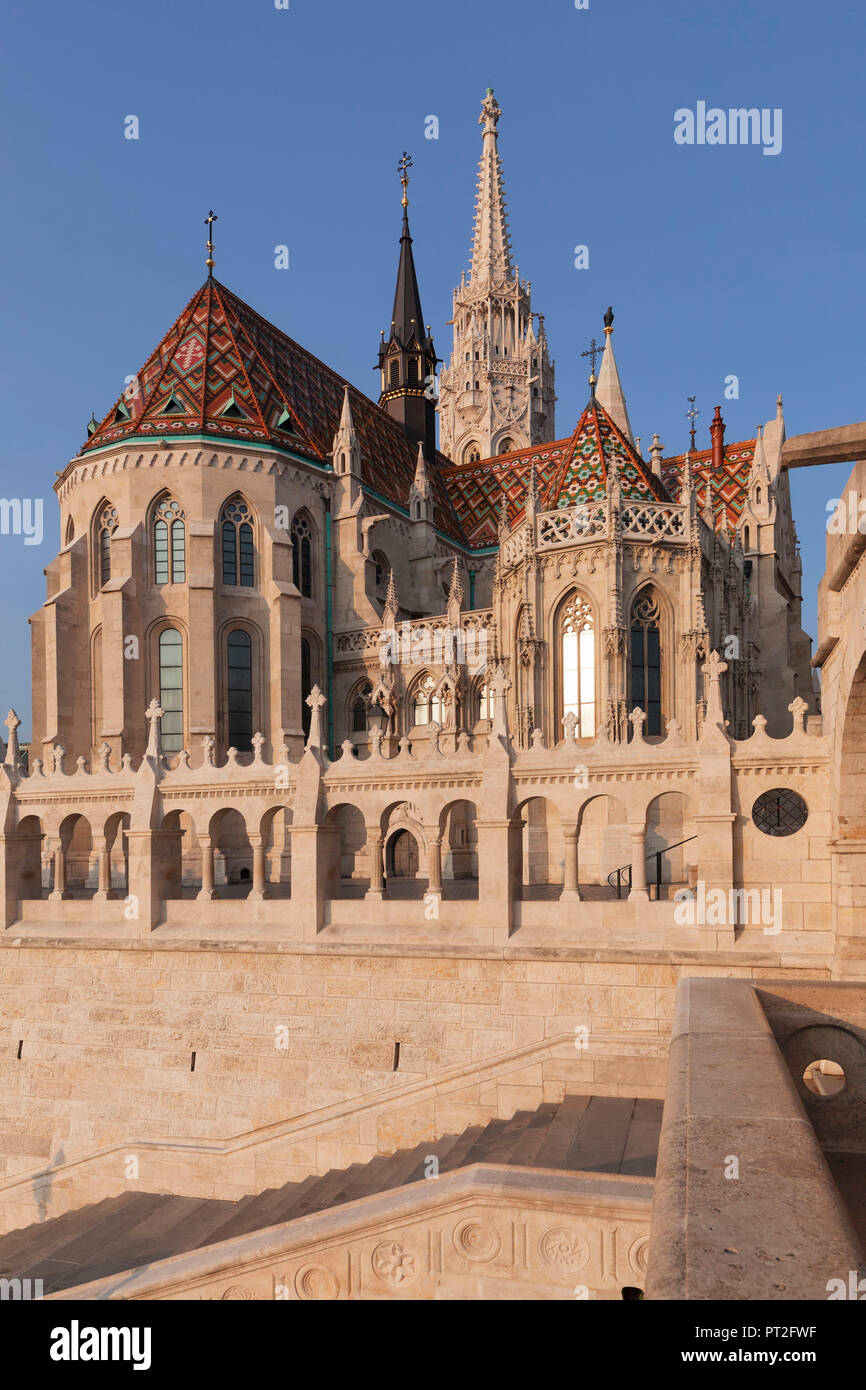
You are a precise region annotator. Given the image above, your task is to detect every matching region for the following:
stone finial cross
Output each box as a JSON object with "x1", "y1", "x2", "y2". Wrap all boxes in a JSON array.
[
  {"x1": 201, "y1": 734, "x2": 215, "y2": 767},
  {"x1": 305, "y1": 684, "x2": 327, "y2": 751},
  {"x1": 252, "y1": 731, "x2": 265, "y2": 763},
  {"x1": 787, "y1": 695, "x2": 809, "y2": 735},
  {"x1": 52, "y1": 745, "x2": 65, "y2": 776},
  {"x1": 145, "y1": 699, "x2": 164, "y2": 760},
  {"x1": 629, "y1": 707, "x2": 647, "y2": 742},
  {"x1": 701, "y1": 650, "x2": 728, "y2": 734},
  {"x1": 562, "y1": 710, "x2": 578, "y2": 743},
  {"x1": 98, "y1": 741, "x2": 112, "y2": 774}
]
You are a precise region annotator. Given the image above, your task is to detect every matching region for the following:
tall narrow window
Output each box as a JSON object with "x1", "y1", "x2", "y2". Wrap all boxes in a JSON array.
[
  {"x1": 221, "y1": 497, "x2": 255, "y2": 587},
  {"x1": 352, "y1": 682, "x2": 372, "y2": 733},
  {"x1": 97, "y1": 504, "x2": 118, "y2": 587},
  {"x1": 158, "y1": 628, "x2": 184, "y2": 752},
  {"x1": 478, "y1": 683, "x2": 493, "y2": 721},
  {"x1": 412, "y1": 675, "x2": 443, "y2": 726},
  {"x1": 560, "y1": 595, "x2": 595, "y2": 737},
  {"x1": 154, "y1": 497, "x2": 186, "y2": 585},
  {"x1": 630, "y1": 592, "x2": 662, "y2": 736},
  {"x1": 227, "y1": 629, "x2": 253, "y2": 752},
  {"x1": 291, "y1": 514, "x2": 313, "y2": 598},
  {"x1": 301, "y1": 638, "x2": 312, "y2": 738}
]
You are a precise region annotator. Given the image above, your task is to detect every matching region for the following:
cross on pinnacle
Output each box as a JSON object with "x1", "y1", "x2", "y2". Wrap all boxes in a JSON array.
[
  {"x1": 686, "y1": 395, "x2": 701, "y2": 451},
  {"x1": 205, "y1": 210, "x2": 218, "y2": 275},
  {"x1": 581, "y1": 337, "x2": 604, "y2": 394},
  {"x1": 398, "y1": 151, "x2": 412, "y2": 208}
]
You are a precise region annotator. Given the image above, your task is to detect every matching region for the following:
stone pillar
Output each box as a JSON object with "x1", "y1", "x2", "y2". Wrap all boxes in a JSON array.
[
  {"x1": 249, "y1": 834, "x2": 269, "y2": 901},
  {"x1": 477, "y1": 819, "x2": 518, "y2": 943},
  {"x1": 366, "y1": 830, "x2": 384, "y2": 900},
  {"x1": 197, "y1": 835, "x2": 216, "y2": 900},
  {"x1": 290, "y1": 824, "x2": 324, "y2": 938},
  {"x1": 629, "y1": 823, "x2": 649, "y2": 904},
  {"x1": 125, "y1": 828, "x2": 162, "y2": 933},
  {"x1": 49, "y1": 843, "x2": 69, "y2": 901},
  {"x1": 92, "y1": 835, "x2": 115, "y2": 901},
  {"x1": 428, "y1": 836, "x2": 443, "y2": 894},
  {"x1": 561, "y1": 823, "x2": 580, "y2": 902}
]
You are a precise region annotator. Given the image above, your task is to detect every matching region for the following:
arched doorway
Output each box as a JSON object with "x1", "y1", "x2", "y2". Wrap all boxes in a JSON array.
[{"x1": 388, "y1": 829, "x2": 419, "y2": 879}]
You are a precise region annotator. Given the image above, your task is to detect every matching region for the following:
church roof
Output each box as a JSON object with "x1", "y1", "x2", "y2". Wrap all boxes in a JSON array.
[
  {"x1": 442, "y1": 397, "x2": 669, "y2": 546},
  {"x1": 661, "y1": 440, "x2": 756, "y2": 530},
  {"x1": 81, "y1": 277, "x2": 466, "y2": 540}
]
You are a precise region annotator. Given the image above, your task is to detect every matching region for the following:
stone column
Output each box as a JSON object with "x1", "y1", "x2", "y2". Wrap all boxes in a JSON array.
[
  {"x1": 629, "y1": 823, "x2": 649, "y2": 904},
  {"x1": 49, "y1": 842, "x2": 69, "y2": 901},
  {"x1": 197, "y1": 835, "x2": 216, "y2": 900},
  {"x1": 366, "y1": 831, "x2": 384, "y2": 900},
  {"x1": 249, "y1": 834, "x2": 269, "y2": 901},
  {"x1": 428, "y1": 836, "x2": 443, "y2": 895},
  {"x1": 477, "y1": 819, "x2": 518, "y2": 943},
  {"x1": 92, "y1": 835, "x2": 115, "y2": 901},
  {"x1": 561, "y1": 823, "x2": 580, "y2": 901}
]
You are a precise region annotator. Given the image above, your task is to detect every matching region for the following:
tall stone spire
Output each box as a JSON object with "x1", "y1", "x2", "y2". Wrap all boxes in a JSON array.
[
  {"x1": 595, "y1": 307, "x2": 635, "y2": 446},
  {"x1": 469, "y1": 90, "x2": 513, "y2": 284},
  {"x1": 377, "y1": 152, "x2": 438, "y2": 456},
  {"x1": 437, "y1": 91, "x2": 555, "y2": 463}
]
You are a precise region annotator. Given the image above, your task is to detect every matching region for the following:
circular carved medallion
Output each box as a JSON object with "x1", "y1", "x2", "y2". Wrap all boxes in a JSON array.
[
  {"x1": 371, "y1": 1241, "x2": 417, "y2": 1287},
  {"x1": 294, "y1": 1264, "x2": 340, "y2": 1301},
  {"x1": 538, "y1": 1227, "x2": 590, "y2": 1271},
  {"x1": 452, "y1": 1219, "x2": 501, "y2": 1263}
]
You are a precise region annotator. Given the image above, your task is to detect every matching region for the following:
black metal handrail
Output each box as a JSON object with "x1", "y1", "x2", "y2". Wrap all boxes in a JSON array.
[{"x1": 607, "y1": 835, "x2": 697, "y2": 899}]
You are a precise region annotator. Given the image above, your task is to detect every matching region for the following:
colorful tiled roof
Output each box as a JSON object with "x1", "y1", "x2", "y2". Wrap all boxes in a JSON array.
[
  {"x1": 661, "y1": 441, "x2": 756, "y2": 531},
  {"x1": 83, "y1": 278, "x2": 467, "y2": 541},
  {"x1": 441, "y1": 398, "x2": 670, "y2": 546}
]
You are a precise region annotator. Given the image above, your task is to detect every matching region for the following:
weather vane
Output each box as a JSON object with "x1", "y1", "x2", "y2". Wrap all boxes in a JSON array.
[
  {"x1": 581, "y1": 337, "x2": 604, "y2": 393},
  {"x1": 205, "y1": 210, "x2": 218, "y2": 275},
  {"x1": 686, "y1": 395, "x2": 701, "y2": 451},
  {"x1": 398, "y1": 151, "x2": 413, "y2": 208}
]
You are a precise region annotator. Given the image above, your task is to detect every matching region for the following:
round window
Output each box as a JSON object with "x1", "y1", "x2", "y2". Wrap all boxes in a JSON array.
[{"x1": 752, "y1": 788, "x2": 808, "y2": 837}]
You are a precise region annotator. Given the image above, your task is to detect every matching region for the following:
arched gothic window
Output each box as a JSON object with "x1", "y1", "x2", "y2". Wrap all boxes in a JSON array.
[
  {"x1": 226, "y1": 629, "x2": 253, "y2": 752},
  {"x1": 412, "y1": 674, "x2": 444, "y2": 727},
  {"x1": 158, "y1": 628, "x2": 184, "y2": 752},
  {"x1": 629, "y1": 591, "x2": 662, "y2": 736},
  {"x1": 352, "y1": 682, "x2": 372, "y2": 734},
  {"x1": 154, "y1": 497, "x2": 186, "y2": 585},
  {"x1": 465, "y1": 444, "x2": 481, "y2": 465},
  {"x1": 560, "y1": 594, "x2": 595, "y2": 738},
  {"x1": 477, "y1": 682, "x2": 493, "y2": 722},
  {"x1": 97, "y1": 503, "x2": 118, "y2": 587},
  {"x1": 389, "y1": 358, "x2": 399, "y2": 386},
  {"x1": 221, "y1": 497, "x2": 255, "y2": 586},
  {"x1": 291, "y1": 514, "x2": 313, "y2": 598}
]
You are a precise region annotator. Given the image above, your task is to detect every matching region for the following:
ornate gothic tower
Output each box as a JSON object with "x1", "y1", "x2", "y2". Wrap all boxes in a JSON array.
[
  {"x1": 377, "y1": 153, "x2": 438, "y2": 457},
  {"x1": 437, "y1": 90, "x2": 556, "y2": 463}
]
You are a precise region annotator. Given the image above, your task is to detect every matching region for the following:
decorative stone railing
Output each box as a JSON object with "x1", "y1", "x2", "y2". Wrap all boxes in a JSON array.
[
  {"x1": 334, "y1": 609, "x2": 496, "y2": 659},
  {"x1": 620, "y1": 502, "x2": 687, "y2": 540},
  {"x1": 535, "y1": 504, "x2": 607, "y2": 551}
]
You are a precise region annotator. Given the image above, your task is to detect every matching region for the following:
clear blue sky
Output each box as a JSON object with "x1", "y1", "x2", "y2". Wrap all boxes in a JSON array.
[{"x1": 2, "y1": 0, "x2": 863, "y2": 737}]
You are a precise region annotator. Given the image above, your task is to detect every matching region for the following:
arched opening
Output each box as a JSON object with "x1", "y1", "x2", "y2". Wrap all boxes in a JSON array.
[
  {"x1": 645, "y1": 792, "x2": 696, "y2": 899},
  {"x1": 839, "y1": 652, "x2": 866, "y2": 838},
  {"x1": 104, "y1": 811, "x2": 131, "y2": 896},
  {"x1": 260, "y1": 806, "x2": 292, "y2": 898},
  {"x1": 220, "y1": 495, "x2": 255, "y2": 587},
  {"x1": 515, "y1": 797, "x2": 563, "y2": 899},
  {"x1": 159, "y1": 810, "x2": 196, "y2": 899},
  {"x1": 576, "y1": 795, "x2": 631, "y2": 899},
  {"x1": 14, "y1": 815, "x2": 44, "y2": 902},
  {"x1": 410, "y1": 672, "x2": 444, "y2": 728},
  {"x1": 210, "y1": 808, "x2": 253, "y2": 896},
  {"x1": 291, "y1": 512, "x2": 314, "y2": 597},
  {"x1": 64, "y1": 516, "x2": 75, "y2": 546},
  {"x1": 93, "y1": 501, "x2": 118, "y2": 590},
  {"x1": 226, "y1": 628, "x2": 253, "y2": 753},
  {"x1": 158, "y1": 627, "x2": 184, "y2": 753},
  {"x1": 439, "y1": 799, "x2": 479, "y2": 899},
  {"x1": 629, "y1": 590, "x2": 663, "y2": 736},
  {"x1": 153, "y1": 495, "x2": 186, "y2": 585},
  {"x1": 323, "y1": 804, "x2": 367, "y2": 898},
  {"x1": 301, "y1": 636, "x2": 312, "y2": 739},
  {"x1": 59, "y1": 814, "x2": 96, "y2": 897},
  {"x1": 350, "y1": 681, "x2": 372, "y2": 738},
  {"x1": 387, "y1": 828, "x2": 420, "y2": 879},
  {"x1": 557, "y1": 592, "x2": 596, "y2": 739}
]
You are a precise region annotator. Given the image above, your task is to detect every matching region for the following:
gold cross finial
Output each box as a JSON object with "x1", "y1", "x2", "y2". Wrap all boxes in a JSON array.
[
  {"x1": 686, "y1": 395, "x2": 701, "y2": 451},
  {"x1": 205, "y1": 210, "x2": 218, "y2": 274},
  {"x1": 398, "y1": 152, "x2": 412, "y2": 209},
  {"x1": 581, "y1": 337, "x2": 604, "y2": 395}
]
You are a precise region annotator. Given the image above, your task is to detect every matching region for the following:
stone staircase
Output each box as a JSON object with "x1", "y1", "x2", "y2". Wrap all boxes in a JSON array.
[{"x1": 0, "y1": 1095, "x2": 661, "y2": 1297}]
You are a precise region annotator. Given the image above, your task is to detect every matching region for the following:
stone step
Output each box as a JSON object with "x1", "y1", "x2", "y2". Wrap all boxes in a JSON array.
[
  {"x1": 562, "y1": 1096, "x2": 638, "y2": 1173},
  {"x1": 501, "y1": 1102, "x2": 561, "y2": 1167},
  {"x1": 0, "y1": 1193, "x2": 138, "y2": 1273}
]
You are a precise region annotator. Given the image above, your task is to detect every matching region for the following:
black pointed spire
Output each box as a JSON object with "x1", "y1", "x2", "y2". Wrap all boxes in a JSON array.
[{"x1": 377, "y1": 153, "x2": 438, "y2": 457}]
